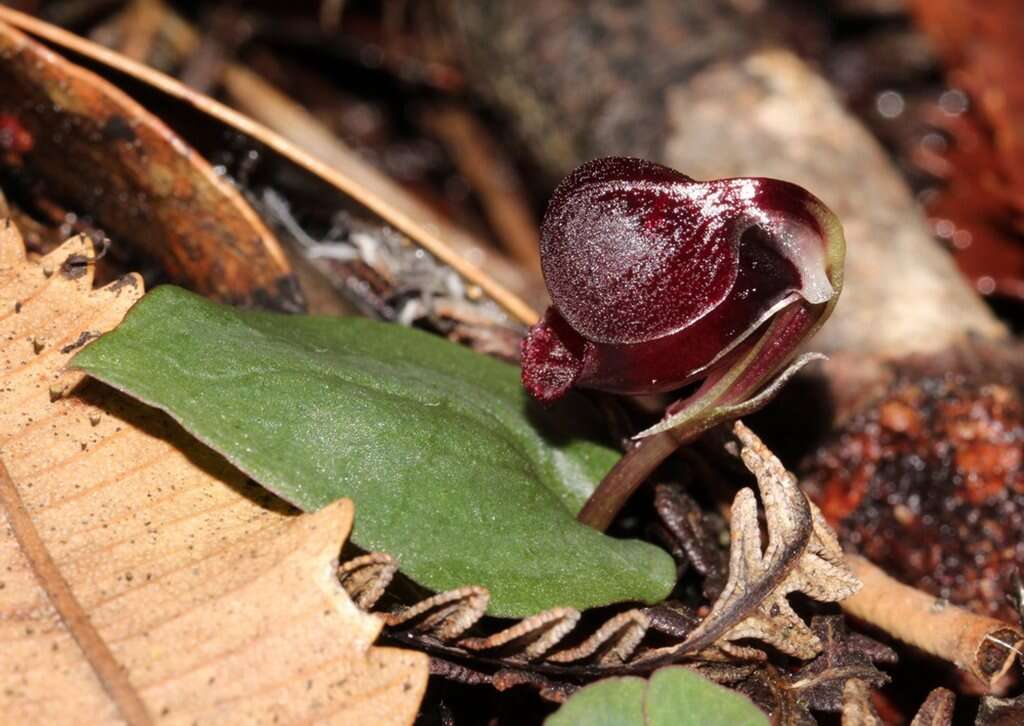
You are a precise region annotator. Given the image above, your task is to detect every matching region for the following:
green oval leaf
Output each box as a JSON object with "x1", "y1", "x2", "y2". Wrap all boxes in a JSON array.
[
  {"x1": 73, "y1": 286, "x2": 675, "y2": 617},
  {"x1": 546, "y1": 667, "x2": 769, "y2": 726}
]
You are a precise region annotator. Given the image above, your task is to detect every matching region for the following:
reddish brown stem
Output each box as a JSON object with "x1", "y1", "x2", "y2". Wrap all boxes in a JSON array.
[
  {"x1": 576, "y1": 305, "x2": 821, "y2": 531},
  {"x1": 576, "y1": 428, "x2": 684, "y2": 530}
]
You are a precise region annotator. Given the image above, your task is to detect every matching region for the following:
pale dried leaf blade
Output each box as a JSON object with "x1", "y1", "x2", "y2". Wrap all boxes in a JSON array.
[
  {"x1": 0, "y1": 232, "x2": 427, "y2": 724},
  {"x1": 650, "y1": 421, "x2": 860, "y2": 662}
]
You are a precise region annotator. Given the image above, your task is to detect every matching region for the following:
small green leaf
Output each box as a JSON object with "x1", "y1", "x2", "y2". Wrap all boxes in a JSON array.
[
  {"x1": 549, "y1": 676, "x2": 647, "y2": 726},
  {"x1": 546, "y1": 667, "x2": 769, "y2": 726},
  {"x1": 73, "y1": 286, "x2": 675, "y2": 617}
]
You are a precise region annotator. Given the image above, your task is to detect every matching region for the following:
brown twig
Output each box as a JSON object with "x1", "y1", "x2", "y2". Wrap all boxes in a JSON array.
[
  {"x1": 178, "y1": 6, "x2": 252, "y2": 94},
  {"x1": 841, "y1": 555, "x2": 1023, "y2": 690},
  {"x1": 420, "y1": 105, "x2": 542, "y2": 276},
  {"x1": 118, "y1": 0, "x2": 162, "y2": 62}
]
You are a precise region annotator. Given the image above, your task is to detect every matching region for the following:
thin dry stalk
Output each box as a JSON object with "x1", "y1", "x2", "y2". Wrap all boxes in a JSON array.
[
  {"x1": 420, "y1": 106, "x2": 542, "y2": 275},
  {"x1": 842, "y1": 555, "x2": 1023, "y2": 689}
]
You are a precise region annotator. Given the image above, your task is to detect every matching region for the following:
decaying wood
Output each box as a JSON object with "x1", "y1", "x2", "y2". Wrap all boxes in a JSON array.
[{"x1": 0, "y1": 226, "x2": 427, "y2": 723}]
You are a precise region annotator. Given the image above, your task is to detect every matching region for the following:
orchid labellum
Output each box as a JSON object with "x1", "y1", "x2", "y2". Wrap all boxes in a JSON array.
[{"x1": 521, "y1": 157, "x2": 845, "y2": 529}]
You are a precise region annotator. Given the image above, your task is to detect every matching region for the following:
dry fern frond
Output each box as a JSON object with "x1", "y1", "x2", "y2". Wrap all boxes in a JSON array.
[{"x1": 639, "y1": 422, "x2": 860, "y2": 664}]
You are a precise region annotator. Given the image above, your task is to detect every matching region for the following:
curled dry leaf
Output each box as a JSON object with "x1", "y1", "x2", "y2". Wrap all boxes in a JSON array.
[
  {"x1": 426, "y1": 657, "x2": 579, "y2": 705},
  {"x1": 0, "y1": 18, "x2": 300, "y2": 311},
  {"x1": 0, "y1": 225, "x2": 427, "y2": 723},
  {"x1": 642, "y1": 422, "x2": 860, "y2": 664},
  {"x1": 703, "y1": 647, "x2": 927, "y2": 724},
  {"x1": 387, "y1": 587, "x2": 490, "y2": 642},
  {"x1": 336, "y1": 551, "x2": 400, "y2": 611},
  {"x1": 459, "y1": 608, "x2": 582, "y2": 661},
  {"x1": 338, "y1": 547, "x2": 661, "y2": 669},
  {"x1": 545, "y1": 609, "x2": 651, "y2": 666},
  {"x1": 653, "y1": 482, "x2": 729, "y2": 601},
  {"x1": 491, "y1": 668, "x2": 578, "y2": 703}
]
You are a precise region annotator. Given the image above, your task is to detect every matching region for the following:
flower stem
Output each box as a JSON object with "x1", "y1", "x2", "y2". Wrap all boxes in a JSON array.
[
  {"x1": 576, "y1": 427, "x2": 686, "y2": 530},
  {"x1": 576, "y1": 304, "x2": 828, "y2": 532}
]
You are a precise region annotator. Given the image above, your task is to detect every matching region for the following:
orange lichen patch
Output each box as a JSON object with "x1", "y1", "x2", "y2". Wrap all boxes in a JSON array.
[
  {"x1": 878, "y1": 399, "x2": 921, "y2": 435},
  {"x1": 806, "y1": 372, "x2": 1024, "y2": 622}
]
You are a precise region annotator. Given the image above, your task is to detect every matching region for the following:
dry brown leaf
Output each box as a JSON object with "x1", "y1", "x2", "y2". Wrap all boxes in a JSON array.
[
  {"x1": 0, "y1": 18, "x2": 300, "y2": 311},
  {"x1": 785, "y1": 616, "x2": 895, "y2": 714},
  {"x1": 0, "y1": 225, "x2": 428, "y2": 723}
]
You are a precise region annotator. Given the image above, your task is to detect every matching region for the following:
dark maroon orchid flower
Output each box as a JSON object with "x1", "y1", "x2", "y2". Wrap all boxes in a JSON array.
[
  {"x1": 521, "y1": 157, "x2": 846, "y2": 529},
  {"x1": 523, "y1": 156, "x2": 842, "y2": 404}
]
